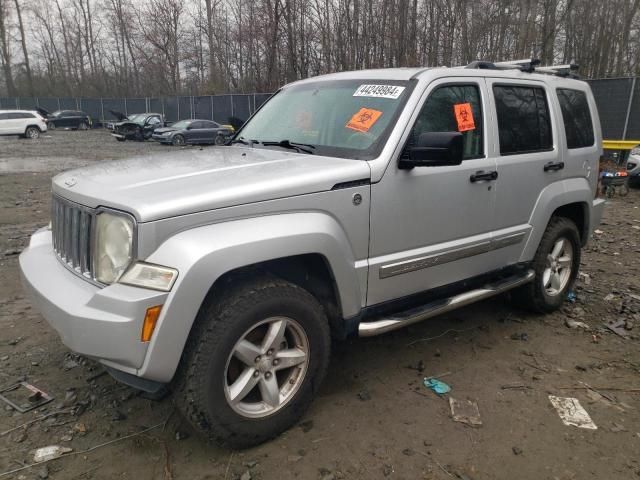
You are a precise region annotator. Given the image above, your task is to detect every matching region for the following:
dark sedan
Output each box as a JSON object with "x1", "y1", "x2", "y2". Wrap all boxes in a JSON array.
[
  {"x1": 152, "y1": 119, "x2": 233, "y2": 146},
  {"x1": 47, "y1": 110, "x2": 92, "y2": 130}
]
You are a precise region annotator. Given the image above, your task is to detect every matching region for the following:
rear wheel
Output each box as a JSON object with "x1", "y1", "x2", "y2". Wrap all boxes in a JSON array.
[
  {"x1": 25, "y1": 126, "x2": 40, "y2": 139},
  {"x1": 512, "y1": 217, "x2": 580, "y2": 313},
  {"x1": 48, "y1": 122, "x2": 56, "y2": 131},
  {"x1": 172, "y1": 134, "x2": 185, "y2": 146},
  {"x1": 214, "y1": 134, "x2": 225, "y2": 145},
  {"x1": 174, "y1": 276, "x2": 331, "y2": 448},
  {"x1": 78, "y1": 121, "x2": 88, "y2": 130},
  {"x1": 115, "y1": 137, "x2": 126, "y2": 142}
]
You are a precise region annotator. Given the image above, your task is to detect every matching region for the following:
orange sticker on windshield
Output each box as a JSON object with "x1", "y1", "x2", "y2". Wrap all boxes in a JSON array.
[
  {"x1": 346, "y1": 108, "x2": 383, "y2": 132},
  {"x1": 454, "y1": 103, "x2": 475, "y2": 132}
]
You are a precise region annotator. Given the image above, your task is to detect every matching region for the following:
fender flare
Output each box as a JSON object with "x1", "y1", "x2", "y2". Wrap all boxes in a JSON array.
[
  {"x1": 137, "y1": 212, "x2": 363, "y2": 382},
  {"x1": 519, "y1": 177, "x2": 592, "y2": 262}
]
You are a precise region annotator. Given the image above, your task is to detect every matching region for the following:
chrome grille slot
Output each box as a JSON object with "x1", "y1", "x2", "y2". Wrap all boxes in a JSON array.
[{"x1": 51, "y1": 195, "x2": 94, "y2": 280}]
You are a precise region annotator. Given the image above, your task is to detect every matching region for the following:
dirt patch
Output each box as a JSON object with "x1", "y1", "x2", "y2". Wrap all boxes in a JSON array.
[{"x1": 1, "y1": 132, "x2": 640, "y2": 480}]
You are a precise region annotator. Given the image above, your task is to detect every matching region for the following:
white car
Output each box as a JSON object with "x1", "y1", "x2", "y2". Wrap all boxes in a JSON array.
[{"x1": 0, "y1": 110, "x2": 48, "y2": 139}]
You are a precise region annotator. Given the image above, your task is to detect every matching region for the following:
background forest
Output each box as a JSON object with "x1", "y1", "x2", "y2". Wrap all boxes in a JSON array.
[{"x1": 0, "y1": 0, "x2": 639, "y2": 97}]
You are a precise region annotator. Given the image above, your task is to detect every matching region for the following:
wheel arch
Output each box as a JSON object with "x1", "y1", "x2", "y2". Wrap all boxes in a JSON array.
[
  {"x1": 137, "y1": 212, "x2": 363, "y2": 382},
  {"x1": 520, "y1": 178, "x2": 593, "y2": 262}
]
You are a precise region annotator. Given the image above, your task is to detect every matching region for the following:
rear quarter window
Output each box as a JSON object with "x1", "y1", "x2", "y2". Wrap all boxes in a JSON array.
[{"x1": 556, "y1": 89, "x2": 594, "y2": 149}]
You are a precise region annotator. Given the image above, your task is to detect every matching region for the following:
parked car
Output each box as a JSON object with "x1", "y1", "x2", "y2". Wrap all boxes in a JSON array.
[
  {"x1": 20, "y1": 61, "x2": 605, "y2": 448},
  {"x1": 47, "y1": 110, "x2": 92, "y2": 130},
  {"x1": 627, "y1": 147, "x2": 640, "y2": 186},
  {"x1": 152, "y1": 119, "x2": 233, "y2": 146},
  {"x1": 111, "y1": 113, "x2": 164, "y2": 141},
  {"x1": 0, "y1": 110, "x2": 47, "y2": 139}
]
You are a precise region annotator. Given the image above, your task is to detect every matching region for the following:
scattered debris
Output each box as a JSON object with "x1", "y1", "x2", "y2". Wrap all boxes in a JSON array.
[
  {"x1": 449, "y1": 397, "x2": 482, "y2": 427},
  {"x1": 566, "y1": 290, "x2": 577, "y2": 303},
  {"x1": 32, "y1": 445, "x2": 73, "y2": 463},
  {"x1": 512, "y1": 446, "x2": 523, "y2": 455},
  {"x1": 594, "y1": 229, "x2": 604, "y2": 234},
  {"x1": 510, "y1": 332, "x2": 528, "y2": 341},
  {"x1": 578, "y1": 272, "x2": 591, "y2": 285},
  {"x1": 357, "y1": 390, "x2": 371, "y2": 401},
  {"x1": 240, "y1": 470, "x2": 252, "y2": 480},
  {"x1": 548, "y1": 395, "x2": 597, "y2": 430},
  {"x1": 0, "y1": 382, "x2": 53, "y2": 413},
  {"x1": 424, "y1": 378, "x2": 451, "y2": 395},
  {"x1": 299, "y1": 420, "x2": 314, "y2": 433},
  {"x1": 500, "y1": 384, "x2": 532, "y2": 391},
  {"x1": 610, "y1": 422, "x2": 627, "y2": 433},
  {"x1": 604, "y1": 293, "x2": 616, "y2": 302},
  {"x1": 603, "y1": 319, "x2": 629, "y2": 338},
  {"x1": 565, "y1": 318, "x2": 591, "y2": 330}
]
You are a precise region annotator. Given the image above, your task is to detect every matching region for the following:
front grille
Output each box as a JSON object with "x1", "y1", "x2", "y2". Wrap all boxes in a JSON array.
[{"x1": 51, "y1": 195, "x2": 94, "y2": 279}]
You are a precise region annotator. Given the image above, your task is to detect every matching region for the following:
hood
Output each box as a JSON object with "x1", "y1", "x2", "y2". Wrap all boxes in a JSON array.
[{"x1": 53, "y1": 147, "x2": 371, "y2": 222}]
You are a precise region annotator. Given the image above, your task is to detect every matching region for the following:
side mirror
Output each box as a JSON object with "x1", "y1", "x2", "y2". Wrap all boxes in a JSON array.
[{"x1": 399, "y1": 132, "x2": 464, "y2": 169}]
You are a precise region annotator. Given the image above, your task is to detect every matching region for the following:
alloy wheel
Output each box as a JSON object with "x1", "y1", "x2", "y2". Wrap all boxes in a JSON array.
[
  {"x1": 542, "y1": 237, "x2": 573, "y2": 296},
  {"x1": 224, "y1": 316, "x2": 309, "y2": 418}
]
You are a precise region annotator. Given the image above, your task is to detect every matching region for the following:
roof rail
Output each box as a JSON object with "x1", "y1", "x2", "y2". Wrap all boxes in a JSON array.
[{"x1": 465, "y1": 59, "x2": 579, "y2": 78}]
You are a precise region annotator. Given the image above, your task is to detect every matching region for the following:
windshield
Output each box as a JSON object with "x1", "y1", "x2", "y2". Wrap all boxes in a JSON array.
[
  {"x1": 126, "y1": 114, "x2": 146, "y2": 124},
  {"x1": 236, "y1": 79, "x2": 415, "y2": 159},
  {"x1": 51, "y1": 110, "x2": 62, "y2": 117},
  {"x1": 171, "y1": 120, "x2": 192, "y2": 129}
]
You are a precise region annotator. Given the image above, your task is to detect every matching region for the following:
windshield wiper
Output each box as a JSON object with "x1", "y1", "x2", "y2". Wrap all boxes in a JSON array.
[
  {"x1": 260, "y1": 139, "x2": 315, "y2": 154},
  {"x1": 228, "y1": 136, "x2": 258, "y2": 146}
]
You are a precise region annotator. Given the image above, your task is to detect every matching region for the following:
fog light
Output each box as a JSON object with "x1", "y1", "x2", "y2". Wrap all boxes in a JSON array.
[{"x1": 141, "y1": 305, "x2": 162, "y2": 342}]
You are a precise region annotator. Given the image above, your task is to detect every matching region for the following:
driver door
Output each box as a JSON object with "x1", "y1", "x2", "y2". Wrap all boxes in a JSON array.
[{"x1": 367, "y1": 79, "x2": 502, "y2": 305}]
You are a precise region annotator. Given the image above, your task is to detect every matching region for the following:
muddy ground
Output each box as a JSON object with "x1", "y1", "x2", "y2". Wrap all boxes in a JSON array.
[{"x1": 1, "y1": 130, "x2": 639, "y2": 480}]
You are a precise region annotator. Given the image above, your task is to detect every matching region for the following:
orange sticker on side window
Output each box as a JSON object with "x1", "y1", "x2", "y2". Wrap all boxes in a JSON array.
[
  {"x1": 346, "y1": 108, "x2": 383, "y2": 133},
  {"x1": 454, "y1": 103, "x2": 475, "y2": 132}
]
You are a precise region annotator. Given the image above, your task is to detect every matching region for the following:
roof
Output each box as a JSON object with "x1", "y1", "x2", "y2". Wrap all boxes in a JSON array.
[{"x1": 288, "y1": 65, "x2": 589, "y2": 89}]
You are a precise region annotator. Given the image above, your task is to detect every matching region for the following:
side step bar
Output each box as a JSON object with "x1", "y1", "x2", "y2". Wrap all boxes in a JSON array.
[{"x1": 358, "y1": 270, "x2": 535, "y2": 337}]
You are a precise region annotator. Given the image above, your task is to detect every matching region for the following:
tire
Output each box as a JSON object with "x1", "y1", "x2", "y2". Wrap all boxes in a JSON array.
[
  {"x1": 512, "y1": 217, "x2": 581, "y2": 313},
  {"x1": 174, "y1": 276, "x2": 331, "y2": 448},
  {"x1": 25, "y1": 126, "x2": 40, "y2": 139},
  {"x1": 605, "y1": 184, "x2": 615, "y2": 198},
  {"x1": 48, "y1": 122, "x2": 56, "y2": 131},
  {"x1": 134, "y1": 127, "x2": 144, "y2": 142},
  {"x1": 115, "y1": 137, "x2": 126, "y2": 142},
  {"x1": 78, "y1": 121, "x2": 88, "y2": 131},
  {"x1": 172, "y1": 134, "x2": 185, "y2": 146},
  {"x1": 214, "y1": 135, "x2": 225, "y2": 145}
]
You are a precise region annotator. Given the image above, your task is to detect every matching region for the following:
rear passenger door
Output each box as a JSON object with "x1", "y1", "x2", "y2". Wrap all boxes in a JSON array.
[{"x1": 486, "y1": 79, "x2": 560, "y2": 265}]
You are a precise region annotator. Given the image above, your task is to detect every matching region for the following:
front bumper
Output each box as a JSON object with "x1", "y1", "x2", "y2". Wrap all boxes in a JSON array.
[
  {"x1": 151, "y1": 134, "x2": 172, "y2": 143},
  {"x1": 19, "y1": 228, "x2": 168, "y2": 375}
]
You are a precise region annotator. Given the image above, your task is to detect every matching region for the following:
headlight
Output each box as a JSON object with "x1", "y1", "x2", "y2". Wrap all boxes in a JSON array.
[
  {"x1": 119, "y1": 262, "x2": 178, "y2": 291},
  {"x1": 163, "y1": 131, "x2": 173, "y2": 136},
  {"x1": 94, "y1": 211, "x2": 134, "y2": 284}
]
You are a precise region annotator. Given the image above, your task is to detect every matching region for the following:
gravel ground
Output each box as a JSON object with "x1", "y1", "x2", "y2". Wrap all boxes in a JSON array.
[{"x1": 1, "y1": 130, "x2": 640, "y2": 480}]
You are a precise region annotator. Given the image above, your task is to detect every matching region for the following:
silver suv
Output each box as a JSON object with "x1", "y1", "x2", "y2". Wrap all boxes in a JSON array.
[{"x1": 20, "y1": 62, "x2": 605, "y2": 447}]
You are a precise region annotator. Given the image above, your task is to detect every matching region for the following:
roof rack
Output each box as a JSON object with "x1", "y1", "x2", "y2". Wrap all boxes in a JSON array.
[{"x1": 465, "y1": 59, "x2": 580, "y2": 78}]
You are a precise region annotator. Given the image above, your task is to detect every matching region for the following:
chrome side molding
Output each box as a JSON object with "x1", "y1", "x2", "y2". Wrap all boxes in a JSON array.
[{"x1": 358, "y1": 269, "x2": 535, "y2": 337}]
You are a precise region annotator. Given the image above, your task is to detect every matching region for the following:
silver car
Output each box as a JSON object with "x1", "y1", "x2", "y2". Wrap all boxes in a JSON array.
[{"x1": 20, "y1": 62, "x2": 605, "y2": 447}]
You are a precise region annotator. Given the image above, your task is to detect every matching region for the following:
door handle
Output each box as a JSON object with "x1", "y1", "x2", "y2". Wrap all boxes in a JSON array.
[
  {"x1": 470, "y1": 170, "x2": 498, "y2": 182},
  {"x1": 544, "y1": 161, "x2": 565, "y2": 172}
]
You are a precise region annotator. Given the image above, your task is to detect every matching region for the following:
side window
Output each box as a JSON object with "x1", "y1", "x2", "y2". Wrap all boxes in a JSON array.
[
  {"x1": 493, "y1": 85, "x2": 552, "y2": 155},
  {"x1": 9, "y1": 112, "x2": 32, "y2": 119},
  {"x1": 557, "y1": 89, "x2": 594, "y2": 149},
  {"x1": 191, "y1": 121, "x2": 204, "y2": 129},
  {"x1": 0, "y1": 112, "x2": 8, "y2": 120},
  {"x1": 408, "y1": 84, "x2": 483, "y2": 160},
  {"x1": 147, "y1": 116, "x2": 160, "y2": 125}
]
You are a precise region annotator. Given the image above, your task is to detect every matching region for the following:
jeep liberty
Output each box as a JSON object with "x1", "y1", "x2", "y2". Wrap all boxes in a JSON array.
[{"x1": 20, "y1": 61, "x2": 605, "y2": 447}]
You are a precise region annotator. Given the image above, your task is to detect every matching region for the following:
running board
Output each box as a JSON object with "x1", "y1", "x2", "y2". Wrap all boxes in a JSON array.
[{"x1": 358, "y1": 270, "x2": 535, "y2": 337}]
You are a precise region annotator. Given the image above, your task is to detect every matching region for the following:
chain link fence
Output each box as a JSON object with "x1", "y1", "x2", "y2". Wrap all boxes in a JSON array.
[
  {"x1": 0, "y1": 94, "x2": 273, "y2": 126},
  {"x1": 1, "y1": 79, "x2": 639, "y2": 139}
]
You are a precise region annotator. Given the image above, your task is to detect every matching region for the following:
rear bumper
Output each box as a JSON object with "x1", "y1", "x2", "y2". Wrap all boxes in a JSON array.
[
  {"x1": 590, "y1": 198, "x2": 606, "y2": 234},
  {"x1": 19, "y1": 228, "x2": 168, "y2": 375}
]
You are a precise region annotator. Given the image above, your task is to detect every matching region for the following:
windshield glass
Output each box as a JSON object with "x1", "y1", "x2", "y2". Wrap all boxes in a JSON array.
[
  {"x1": 127, "y1": 114, "x2": 146, "y2": 124},
  {"x1": 172, "y1": 120, "x2": 191, "y2": 129},
  {"x1": 237, "y1": 79, "x2": 415, "y2": 159},
  {"x1": 51, "y1": 110, "x2": 62, "y2": 117}
]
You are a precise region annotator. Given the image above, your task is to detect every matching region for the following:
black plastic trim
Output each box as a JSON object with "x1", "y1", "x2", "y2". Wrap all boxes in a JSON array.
[{"x1": 331, "y1": 178, "x2": 371, "y2": 190}]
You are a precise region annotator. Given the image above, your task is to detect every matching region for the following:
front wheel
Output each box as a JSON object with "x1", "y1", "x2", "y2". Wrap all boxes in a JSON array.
[
  {"x1": 78, "y1": 121, "x2": 88, "y2": 130},
  {"x1": 172, "y1": 134, "x2": 185, "y2": 146},
  {"x1": 174, "y1": 277, "x2": 330, "y2": 448},
  {"x1": 214, "y1": 134, "x2": 225, "y2": 145},
  {"x1": 512, "y1": 217, "x2": 580, "y2": 313}
]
